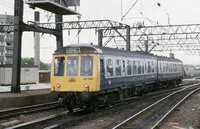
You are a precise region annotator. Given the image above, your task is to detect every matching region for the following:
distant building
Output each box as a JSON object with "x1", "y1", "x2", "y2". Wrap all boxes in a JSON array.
[
  {"x1": 195, "y1": 65, "x2": 200, "y2": 70},
  {"x1": 0, "y1": 14, "x2": 14, "y2": 65},
  {"x1": 0, "y1": 65, "x2": 39, "y2": 86},
  {"x1": 39, "y1": 70, "x2": 50, "y2": 83},
  {"x1": 184, "y1": 64, "x2": 200, "y2": 77},
  {"x1": 184, "y1": 64, "x2": 195, "y2": 71}
]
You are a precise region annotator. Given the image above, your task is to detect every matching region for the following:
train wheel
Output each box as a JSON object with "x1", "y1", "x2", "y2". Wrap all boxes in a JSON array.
[
  {"x1": 91, "y1": 100, "x2": 99, "y2": 112},
  {"x1": 107, "y1": 96, "x2": 115, "y2": 108},
  {"x1": 68, "y1": 106, "x2": 74, "y2": 113}
]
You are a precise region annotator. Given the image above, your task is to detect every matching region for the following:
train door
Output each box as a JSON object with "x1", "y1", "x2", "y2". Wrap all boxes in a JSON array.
[
  {"x1": 122, "y1": 59, "x2": 126, "y2": 86},
  {"x1": 156, "y1": 58, "x2": 159, "y2": 81},
  {"x1": 100, "y1": 59, "x2": 105, "y2": 86}
]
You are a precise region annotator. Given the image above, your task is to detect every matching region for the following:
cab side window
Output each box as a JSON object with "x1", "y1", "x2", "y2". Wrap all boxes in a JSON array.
[{"x1": 54, "y1": 57, "x2": 65, "y2": 76}]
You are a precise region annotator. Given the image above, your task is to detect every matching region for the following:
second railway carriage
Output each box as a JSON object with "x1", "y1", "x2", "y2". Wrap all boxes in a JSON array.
[{"x1": 51, "y1": 44, "x2": 183, "y2": 111}]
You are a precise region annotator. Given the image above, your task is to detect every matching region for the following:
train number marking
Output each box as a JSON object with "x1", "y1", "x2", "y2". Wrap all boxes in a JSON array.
[{"x1": 83, "y1": 78, "x2": 94, "y2": 80}]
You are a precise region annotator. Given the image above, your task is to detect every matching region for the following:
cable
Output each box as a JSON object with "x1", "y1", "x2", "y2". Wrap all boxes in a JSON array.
[
  {"x1": 0, "y1": 0, "x2": 48, "y2": 16},
  {"x1": 0, "y1": 1, "x2": 33, "y2": 14},
  {"x1": 122, "y1": 0, "x2": 139, "y2": 20}
]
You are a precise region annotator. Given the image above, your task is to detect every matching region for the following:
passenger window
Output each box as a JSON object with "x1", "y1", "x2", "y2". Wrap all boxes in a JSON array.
[
  {"x1": 138, "y1": 61, "x2": 141, "y2": 74},
  {"x1": 166, "y1": 63, "x2": 168, "y2": 72},
  {"x1": 148, "y1": 61, "x2": 151, "y2": 73},
  {"x1": 67, "y1": 56, "x2": 78, "y2": 76},
  {"x1": 174, "y1": 64, "x2": 176, "y2": 72},
  {"x1": 159, "y1": 63, "x2": 162, "y2": 73},
  {"x1": 151, "y1": 62, "x2": 154, "y2": 73},
  {"x1": 127, "y1": 60, "x2": 132, "y2": 75},
  {"x1": 81, "y1": 56, "x2": 93, "y2": 76},
  {"x1": 141, "y1": 61, "x2": 145, "y2": 74},
  {"x1": 162, "y1": 63, "x2": 164, "y2": 73},
  {"x1": 133, "y1": 61, "x2": 137, "y2": 74},
  {"x1": 106, "y1": 59, "x2": 113, "y2": 77},
  {"x1": 145, "y1": 61, "x2": 147, "y2": 73},
  {"x1": 54, "y1": 57, "x2": 65, "y2": 76},
  {"x1": 155, "y1": 62, "x2": 157, "y2": 72},
  {"x1": 115, "y1": 59, "x2": 121, "y2": 76},
  {"x1": 170, "y1": 64, "x2": 172, "y2": 72}
]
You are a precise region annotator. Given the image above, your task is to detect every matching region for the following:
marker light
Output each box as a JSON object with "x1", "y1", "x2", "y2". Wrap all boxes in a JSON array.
[
  {"x1": 56, "y1": 83, "x2": 61, "y2": 88},
  {"x1": 85, "y1": 83, "x2": 89, "y2": 88}
]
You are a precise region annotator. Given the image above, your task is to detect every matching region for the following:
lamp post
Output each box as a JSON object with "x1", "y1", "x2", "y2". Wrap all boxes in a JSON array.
[
  {"x1": 77, "y1": 15, "x2": 81, "y2": 44},
  {"x1": 157, "y1": 2, "x2": 170, "y2": 25}
]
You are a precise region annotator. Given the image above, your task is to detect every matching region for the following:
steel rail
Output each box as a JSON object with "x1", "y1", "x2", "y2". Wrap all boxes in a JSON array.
[
  {"x1": 5, "y1": 108, "x2": 83, "y2": 129},
  {"x1": 4, "y1": 83, "x2": 194, "y2": 129},
  {"x1": 112, "y1": 83, "x2": 200, "y2": 129},
  {"x1": 0, "y1": 102, "x2": 58, "y2": 119},
  {"x1": 41, "y1": 83, "x2": 195, "y2": 129},
  {"x1": 151, "y1": 87, "x2": 200, "y2": 129},
  {"x1": 5, "y1": 111, "x2": 69, "y2": 129}
]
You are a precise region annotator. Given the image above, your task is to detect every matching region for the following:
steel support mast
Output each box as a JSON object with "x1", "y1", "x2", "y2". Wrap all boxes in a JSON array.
[
  {"x1": 55, "y1": 15, "x2": 63, "y2": 49},
  {"x1": 11, "y1": 0, "x2": 24, "y2": 93}
]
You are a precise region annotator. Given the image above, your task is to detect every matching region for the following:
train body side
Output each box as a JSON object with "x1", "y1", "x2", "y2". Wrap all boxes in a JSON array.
[{"x1": 98, "y1": 51, "x2": 183, "y2": 92}]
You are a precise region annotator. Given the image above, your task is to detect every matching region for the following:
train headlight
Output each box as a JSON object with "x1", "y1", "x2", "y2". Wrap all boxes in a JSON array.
[
  {"x1": 85, "y1": 83, "x2": 89, "y2": 88},
  {"x1": 56, "y1": 83, "x2": 61, "y2": 88}
]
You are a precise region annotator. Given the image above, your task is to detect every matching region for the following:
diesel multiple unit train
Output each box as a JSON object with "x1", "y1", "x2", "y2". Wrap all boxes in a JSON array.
[{"x1": 51, "y1": 44, "x2": 184, "y2": 111}]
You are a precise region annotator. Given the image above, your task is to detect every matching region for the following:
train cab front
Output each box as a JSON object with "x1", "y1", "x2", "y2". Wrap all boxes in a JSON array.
[{"x1": 50, "y1": 51, "x2": 100, "y2": 111}]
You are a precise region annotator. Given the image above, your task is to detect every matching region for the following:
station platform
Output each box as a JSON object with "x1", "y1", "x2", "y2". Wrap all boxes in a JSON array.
[
  {"x1": 0, "y1": 84, "x2": 56, "y2": 109},
  {"x1": 0, "y1": 83, "x2": 50, "y2": 93}
]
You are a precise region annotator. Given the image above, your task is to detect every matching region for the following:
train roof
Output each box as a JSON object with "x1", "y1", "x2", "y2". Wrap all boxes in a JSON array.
[{"x1": 54, "y1": 44, "x2": 182, "y2": 63}]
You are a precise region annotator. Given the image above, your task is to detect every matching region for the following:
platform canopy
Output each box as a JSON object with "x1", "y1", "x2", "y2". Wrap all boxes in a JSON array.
[{"x1": 25, "y1": 0, "x2": 80, "y2": 15}]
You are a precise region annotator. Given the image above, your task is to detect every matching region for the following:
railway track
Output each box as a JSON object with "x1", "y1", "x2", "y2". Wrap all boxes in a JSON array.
[
  {"x1": 5, "y1": 109, "x2": 84, "y2": 129},
  {"x1": 112, "y1": 83, "x2": 200, "y2": 129},
  {"x1": 0, "y1": 102, "x2": 58, "y2": 120},
  {"x1": 5, "y1": 83, "x2": 198, "y2": 129}
]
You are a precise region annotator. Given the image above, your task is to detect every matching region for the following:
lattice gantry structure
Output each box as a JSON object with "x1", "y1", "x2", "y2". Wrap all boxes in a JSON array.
[
  {"x1": 0, "y1": 20, "x2": 127, "y2": 33},
  {"x1": 111, "y1": 24, "x2": 200, "y2": 54},
  {"x1": 0, "y1": 20, "x2": 130, "y2": 49},
  {"x1": 1, "y1": 21, "x2": 200, "y2": 54},
  {"x1": 34, "y1": 20, "x2": 126, "y2": 29}
]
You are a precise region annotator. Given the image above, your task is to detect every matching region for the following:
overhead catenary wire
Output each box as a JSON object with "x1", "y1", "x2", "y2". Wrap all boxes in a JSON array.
[
  {"x1": 121, "y1": 0, "x2": 139, "y2": 21},
  {"x1": 0, "y1": 0, "x2": 49, "y2": 17}
]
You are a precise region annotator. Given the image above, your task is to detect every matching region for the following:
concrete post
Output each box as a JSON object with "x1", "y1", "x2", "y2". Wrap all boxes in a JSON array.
[
  {"x1": 34, "y1": 11, "x2": 40, "y2": 69},
  {"x1": 98, "y1": 29, "x2": 103, "y2": 46},
  {"x1": 55, "y1": 14, "x2": 63, "y2": 49},
  {"x1": 126, "y1": 25, "x2": 130, "y2": 50}
]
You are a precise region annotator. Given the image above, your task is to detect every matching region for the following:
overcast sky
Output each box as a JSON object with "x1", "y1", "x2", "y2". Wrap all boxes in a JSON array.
[{"x1": 0, "y1": 0, "x2": 200, "y2": 64}]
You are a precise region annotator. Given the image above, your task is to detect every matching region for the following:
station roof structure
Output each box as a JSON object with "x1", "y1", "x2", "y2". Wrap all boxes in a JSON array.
[{"x1": 25, "y1": 0, "x2": 79, "y2": 15}]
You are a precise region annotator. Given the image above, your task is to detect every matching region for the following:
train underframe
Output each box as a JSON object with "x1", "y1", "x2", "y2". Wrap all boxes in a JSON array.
[{"x1": 57, "y1": 78, "x2": 182, "y2": 112}]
